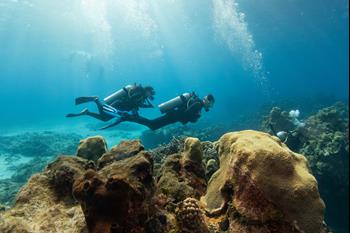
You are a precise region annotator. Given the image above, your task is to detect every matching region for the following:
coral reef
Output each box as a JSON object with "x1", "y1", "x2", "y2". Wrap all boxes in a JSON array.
[
  {"x1": 77, "y1": 136, "x2": 108, "y2": 162},
  {"x1": 156, "y1": 137, "x2": 207, "y2": 203},
  {"x1": 261, "y1": 102, "x2": 349, "y2": 231},
  {"x1": 140, "y1": 122, "x2": 227, "y2": 149},
  {"x1": 149, "y1": 137, "x2": 219, "y2": 180},
  {"x1": 0, "y1": 131, "x2": 81, "y2": 158},
  {"x1": 0, "y1": 130, "x2": 331, "y2": 233},
  {"x1": 149, "y1": 136, "x2": 186, "y2": 165},
  {"x1": 301, "y1": 103, "x2": 349, "y2": 231}
]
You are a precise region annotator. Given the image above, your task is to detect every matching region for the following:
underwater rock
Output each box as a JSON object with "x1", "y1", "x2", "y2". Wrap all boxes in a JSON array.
[
  {"x1": 203, "y1": 130, "x2": 326, "y2": 233},
  {"x1": 97, "y1": 139, "x2": 144, "y2": 169},
  {"x1": 73, "y1": 151, "x2": 156, "y2": 233},
  {"x1": 157, "y1": 137, "x2": 206, "y2": 204},
  {"x1": 0, "y1": 171, "x2": 87, "y2": 233},
  {"x1": 76, "y1": 136, "x2": 108, "y2": 162},
  {"x1": 46, "y1": 156, "x2": 93, "y2": 198}
]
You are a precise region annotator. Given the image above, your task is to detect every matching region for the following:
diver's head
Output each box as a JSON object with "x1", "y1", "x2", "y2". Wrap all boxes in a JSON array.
[
  {"x1": 203, "y1": 94, "x2": 215, "y2": 112},
  {"x1": 144, "y1": 86, "x2": 156, "y2": 100}
]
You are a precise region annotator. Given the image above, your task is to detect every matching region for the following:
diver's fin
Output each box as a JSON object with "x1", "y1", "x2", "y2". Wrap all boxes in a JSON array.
[
  {"x1": 66, "y1": 113, "x2": 81, "y2": 118},
  {"x1": 75, "y1": 96, "x2": 97, "y2": 105},
  {"x1": 66, "y1": 108, "x2": 88, "y2": 118}
]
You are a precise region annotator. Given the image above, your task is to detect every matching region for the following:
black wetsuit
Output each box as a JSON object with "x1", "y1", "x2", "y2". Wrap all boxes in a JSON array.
[
  {"x1": 102, "y1": 95, "x2": 204, "y2": 130},
  {"x1": 66, "y1": 85, "x2": 153, "y2": 121}
]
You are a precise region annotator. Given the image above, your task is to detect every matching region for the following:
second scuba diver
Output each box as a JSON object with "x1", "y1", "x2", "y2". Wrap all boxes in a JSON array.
[
  {"x1": 66, "y1": 84, "x2": 156, "y2": 123},
  {"x1": 100, "y1": 92, "x2": 215, "y2": 130}
]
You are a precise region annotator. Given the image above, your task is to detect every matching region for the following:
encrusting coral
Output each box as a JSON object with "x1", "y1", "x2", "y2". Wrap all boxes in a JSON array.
[{"x1": 0, "y1": 130, "x2": 332, "y2": 233}]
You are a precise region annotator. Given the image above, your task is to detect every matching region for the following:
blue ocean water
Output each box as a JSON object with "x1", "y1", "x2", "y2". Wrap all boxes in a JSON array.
[
  {"x1": 0, "y1": 0, "x2": 348, "y2": 232},
  {"x1": 0, "y1": 0, "x2": 348, "y2": 131}
]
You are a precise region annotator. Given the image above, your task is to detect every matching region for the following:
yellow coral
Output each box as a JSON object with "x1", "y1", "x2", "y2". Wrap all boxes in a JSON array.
[{"x1": 203, "y1": 130, "x2": 325, "y2": 233}]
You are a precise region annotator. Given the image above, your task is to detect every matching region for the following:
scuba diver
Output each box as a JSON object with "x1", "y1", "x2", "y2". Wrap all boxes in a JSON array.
[
  {"x1": 269, "y1": 109, "x2": 306, "y2": 144},
  {"x1": 268, "y1": 122, "x2": 306, "y2": 152},
  {"x1": 66, "y1": 84, "x2": 155, "y2": 122},
  {"x1": 100, "y1": 92, "x2": 215, "y2": 130}
]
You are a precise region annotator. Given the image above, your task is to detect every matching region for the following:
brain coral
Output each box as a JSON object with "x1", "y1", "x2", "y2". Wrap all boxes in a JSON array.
[{"x1": 203, "y1": 130, "x2": 326, "y2": 233}]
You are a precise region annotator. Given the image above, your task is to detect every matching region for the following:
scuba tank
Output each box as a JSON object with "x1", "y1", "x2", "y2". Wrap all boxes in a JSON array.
[
  {"x1": 103, "y1": 85, "x2": 134, "y2": 105},
  {"x1": 159, "y1": 93, "x2": 192, "y2": 114},
  {"x1": 276, "y1": 131, "x2": 289, "y2": 143}
]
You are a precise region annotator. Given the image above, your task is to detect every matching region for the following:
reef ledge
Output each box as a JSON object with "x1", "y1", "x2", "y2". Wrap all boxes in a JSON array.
[{"x1": 0, "y1": 130, "x2": 332, "y2": 233}]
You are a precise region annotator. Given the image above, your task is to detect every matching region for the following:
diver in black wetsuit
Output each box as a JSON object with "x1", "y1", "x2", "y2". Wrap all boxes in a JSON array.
[
  {"x1": 100, "y1": 92, "x2": 215, "y2": 130},
  {"x1": 66, "y1": 84, "x2": 155, "y2": 122}
]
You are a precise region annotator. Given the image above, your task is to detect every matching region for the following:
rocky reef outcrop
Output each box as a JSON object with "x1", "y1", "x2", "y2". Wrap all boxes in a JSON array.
[
  {"x1": 73, "y1": 151, "x2": 156, "y2": 233},
  {"x1": 0, "y1": 130, "x2": 331, "y2": 233},
  {"x1": 77, "y1": 136, "x2": 108, "y2": 162},
  {"x1": 97, "y1": 139, "x2": 144, "y2": 169},
  {"x1": 0, "y1": 156, "x2": 89, "y2": 233}
]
